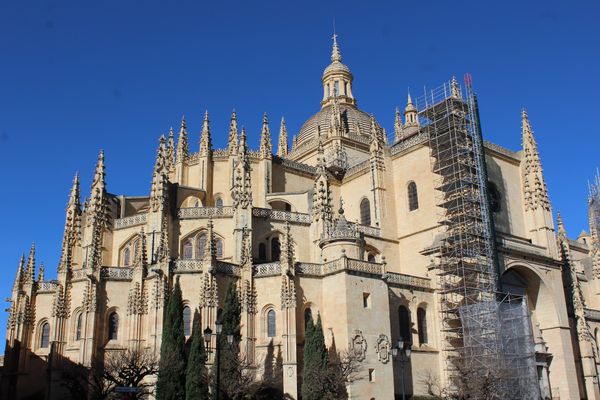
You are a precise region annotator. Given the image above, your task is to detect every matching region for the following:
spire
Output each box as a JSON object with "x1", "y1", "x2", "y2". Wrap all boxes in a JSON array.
[
  {"x1": 88, "y1": 150, "x2": 109, "y2": 227},
  {"x1": 228, "y1": 110, "x2": 239, "y2": 155},
  {"x1": 59, "y1": 173, "x2": 82, "y2": 273},
  {"x1": 199, "y1": 110, "x2": 212, "y2": 157},
  {"x1": 394, "y1": 107, "x2": 404, "y2": 142},
  {"x1": 312, "y1": 141, "x2": 333, "y2": 223},
  {"x1": 404, "y1": 92, "x2": 419, "y2": 128},
  {"x1": 557, "y1": 212, "x2": 566, "y2": 240},
  {"x1": 280, "y1": 221, "x2": 295, "y2": 276},
  {"x1": 331, "y1": 33, "x2": 342, "y2": 62},
  {"x1": 451, "y1": 76, "x2": 462, "y2": 99},
  {"x1": 259, "y1": 113, "x2": 272, "y2": 159},
  {"x1": 13, "y1": 253, "x2": 25, "y2": 292},
  {"x1": 329, "y1": 95, "x2": 344, "y2": 136},
  {"x1": 176, "y1": 116, "x2": 189, "y2": 163},
  {"x1": 369, "y1": 115, "x2": 384, "y2": 170},
  {"x1": 316, "y1": 140, "x2": 327, "y2": 176},
  {"x1": 277, "y1": 117, "x2": 289, "y2": 157},
  {"x1": 24, "y1": 243, "x2": 35, "y2": 284},
  {"x1": 150, "y1": 135, "x2": 169, "y2": 212},
  {"x1": 521, "y1": 109, "x2": 550, "y2": 211},
  {"x1": 37, "y1": 262, "x2": 45, "y2": 283},
  {"x1": 167, "y1": 127, "x2": 175, "y2": 170},
  {"x1": 232, "y1": 127, "x2": 252, "y2": 209},
  {"x1": 204, "y1": 218, "x2": 217, "y2": 268},
  {"x1": 155, "y1": 217, "x2": 170, "y2": 263},
  {"x1": 134, "y1": 228, "x2": 148, "y2": 270}
]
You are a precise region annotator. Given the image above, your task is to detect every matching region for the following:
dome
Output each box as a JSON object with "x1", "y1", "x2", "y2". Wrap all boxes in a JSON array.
[
  {"x1": 297, "y1": 103, "x2": 375, "y2": 145},
  {"x1": 323, "y1": 60, "x2": 350, "y2": 76}
]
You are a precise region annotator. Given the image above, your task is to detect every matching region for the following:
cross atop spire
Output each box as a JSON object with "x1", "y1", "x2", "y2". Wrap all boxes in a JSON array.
[{"x1": 331, "y1": 33, "x2": 342, "y2": 62}]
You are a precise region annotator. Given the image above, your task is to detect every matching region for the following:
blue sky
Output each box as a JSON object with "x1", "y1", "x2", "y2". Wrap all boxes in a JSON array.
[{"x1": 0, "y1": 0, "x2": 598, "y2": 351}]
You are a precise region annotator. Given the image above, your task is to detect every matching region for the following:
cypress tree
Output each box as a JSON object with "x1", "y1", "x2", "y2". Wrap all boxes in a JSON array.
[
  {"x1": 186, "y1": 318, "x2": 209, "y2": 400},
  {"x1": 302, "y1": 313, "x2": 328, "y2": 400},
  {"x1": 214, "y1": 281, "x2": 242, "y2": 398},
  {"x1": 156, "y1": 277, "x2": 186, "y2": 400}
]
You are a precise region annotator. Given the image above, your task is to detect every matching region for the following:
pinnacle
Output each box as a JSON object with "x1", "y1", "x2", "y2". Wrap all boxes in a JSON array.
[{"x1": 331, "y1": 33, "x2": 342, "y2": 62}]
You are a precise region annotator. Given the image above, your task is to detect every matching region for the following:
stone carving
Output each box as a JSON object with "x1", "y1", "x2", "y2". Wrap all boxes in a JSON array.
[
  {"x1": 350, "y1": 330, "x2": 367, "y2": 362},
  {"x1": 375, "y1": 334, "x2": 391, "y2": 364}
]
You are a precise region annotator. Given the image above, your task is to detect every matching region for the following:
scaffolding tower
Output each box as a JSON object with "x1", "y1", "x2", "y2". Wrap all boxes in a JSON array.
[{"x1": 418, "y1": 77, "x2": 539, "y2": 399}]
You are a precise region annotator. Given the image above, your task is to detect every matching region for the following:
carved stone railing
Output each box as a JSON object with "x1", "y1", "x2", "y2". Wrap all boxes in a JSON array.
[
  {"x1": 254, "y1": 262, "x2": 281, "y2": 277},
  {"x1": 484, "y1": 141, "x2": 520, "y2": 160},
  {"x1": 101, "y1": 267, "x2": 134, "y2": 280},
  {"x1": 321, "y1": 221, "x2": 361, "y2": 242},
  {"x1": 390, "y1": 131, "x2": 429, "y2": 156},
  {"x1": 383, "y1": 272, "x2": 432, "y2": 290},
  {"x1": 585, "y1": 308, "x2": 600, "y2": 321},
  {"x1": 174, "y1": 259, "x2": 203, "y2": 273},
  {"x1": 274, "y1": 156, "x2": 317, "y2": 176},
  {"x1": 114, "y1": 213, "x2": 147, "y2": 230},
  {"x1": 353, "y1": 223, "x2": 381, "y2": 237},
  {"x1": 344, "y1": 159, "x2": 370, "y2": 178},
  {"x1": 178, "y1": 207, "x2": 234, "y2": 219},
  {"x1": 212, "y1": 149, "x2": 229, "y2": 158},
  {"x1": 37, "y1": 280, "x2": 59, "y2": 293},
  {"x1": 252, "y1": 208, "x2": 311, "y2": 225},
  {"x1": 295, "y1": 262, "x2": 322, "y2": 276},
  {"x1": 347, "y1": 259, "x2": 384, "y2": 275},
  {"x1": 216, "y1": 261, "x2": 240, "y2": 276},
  {"x1": 71, "y1": 269, "x2": 88, "y2": 281}
]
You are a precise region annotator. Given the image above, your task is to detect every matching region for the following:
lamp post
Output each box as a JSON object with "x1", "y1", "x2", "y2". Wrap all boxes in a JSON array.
[
  {"x1": 393, "y1": 339, "x2": 412, "y2": 400},
  {"x1": 203, "y1": 319, "x2": 234, "y2": 400}
]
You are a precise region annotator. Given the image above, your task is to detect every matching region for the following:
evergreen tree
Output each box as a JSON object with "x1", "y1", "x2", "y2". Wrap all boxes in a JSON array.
[
  {"x1": 214, "y1": 281, "x2": 242, "y2": 399},
  {"x1": 302, "y1": 313, "x2": 328, "y2": 400},
  {"x1": 156, "y1": 278, "x2": 186, "y2": 400},
  {"x1": 186, "y1": 318, "x2": 209, "y2": 400}
]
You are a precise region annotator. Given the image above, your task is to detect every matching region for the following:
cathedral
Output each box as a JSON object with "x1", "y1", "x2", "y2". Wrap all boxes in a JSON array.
[{"x1": 3, "y1": 36, "x2": 600, "y2": 400}]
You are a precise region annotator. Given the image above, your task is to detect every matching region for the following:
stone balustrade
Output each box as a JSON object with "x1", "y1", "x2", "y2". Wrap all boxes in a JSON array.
[
  {"x1": 252, "y1": 208, "x2": 311, "y2": 225},
  {"x1": 174, "y1": 259, "x2": 203, "y2": 273},
  {"x1": 178, "y1": 206, "x2": 234, "y2": 219},
  {"x1": 254, "y1": 262, "x2": 281, "y2": 277},
  {"x1": 37, "y1": 280, "x2": 59, "y2": 293},
  {"x1": 101, "y1": 267, "x2": 134, "y2": 280},
  {"x1": 114, "y1": 213, "x2": 147, "y2": 230},
  {"x1": 383, "y1": 271, "x2": 432, "y2": 290}
]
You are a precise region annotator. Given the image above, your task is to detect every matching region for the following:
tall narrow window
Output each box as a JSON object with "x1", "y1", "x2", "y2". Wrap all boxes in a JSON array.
[
  {"x1": 399, "y1": 306, "x2": 411, "y2": 344},
  {"x1": 271, "y1": 238, "x2": 281, "y2": 262},
  {"x1": 360, "y1": 198, "x2": 371, "y2": 226},
  {"x1": 259, "y1": 243, "x2": 267, "y2": 261},
  {"x1": 215, "y1": 197, "x2": 223, "y2": 208},
  {"x1": 304, "y1": 308, "x2": 313, "y2": 331},
  {"x1": 123, "y1": 247, "x2": 131, "y2": 267},
  {"x1": 183, "y1": 306, "x2": 192, "y2": 336},
  {"x1": 215, "y1": 239, "x2": 223, "y2": 259},
  {"x1": 40, "y1": 322, "x2": 50, "y2": 348},
  {"x1": 183, "y1": 239, "x2": 193, "y2": 259},
  {"x1": 196, "y1": 234, "x2": 207, "y2": 260},
  {"x1": 408, "y1": 181, "x2": 419, "y2": 211},
  {"x1": 417, "y1": 307, "x2": 428, "y2": 345},
  {"x1": 75, "y1": 313, "x2": 83, "y2": 341},
  {"x1": 334, "y1": 81, "x2": 339, "y2": 96},
  {"x1": 267, "y1": 309, "x2": 276, "y2": 337},
  {"x1": 108, "y1": 312, "x2": 119, "y2": 341},
  {"x1": 488, "y1": 181, "x2": 501, "y2": 213}
]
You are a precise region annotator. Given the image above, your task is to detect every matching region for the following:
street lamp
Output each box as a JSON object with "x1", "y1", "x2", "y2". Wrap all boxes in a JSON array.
[
  {"x1": 394, "y1": 339, "x2": 412, "y2": 400},
  {"x1": 203, "y1": 319, "x2": 235, "y2": 400}
]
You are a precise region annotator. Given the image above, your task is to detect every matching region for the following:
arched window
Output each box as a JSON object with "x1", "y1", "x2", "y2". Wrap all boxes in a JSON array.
[
  {"x1": 304, "y1": 308, "x2": 313, "y2": 331},
  {"x1": 488, "y1": 181, "x2": 501, "y2": 213},
  {"x1": 183, "y1": 239, "x2": 193, "y2": 260},
  {"x1": 183, "y1": 306, "x2": 192, "y2": 337},
  {"x1": 215, "y1": 197, "x2": 223, "y2": 208},
  {"x1": 40, "y1": 322, "x2": 50, "y2": 348},
  {"x1": 399, "y1": 306, "x2": 411, "y2": 344},
  {"x1": 367, "y1": 253, "x2": 376, "y2": 263},
  {"x1": 271, "y1": 238, "x2": 281, "y2": 262},
  {"x1": 267, "y1": 309, "x2": 276, "y2": 338},
  {"x1": 258, "y1": 243, "x2": 267, "y2": 261},
  {"x1": 75, "y1": 313, "x2": 83, "y2": 341},
  {"x1": 408, "y1": 181, "x2": 419, "y2": 211},
  {"x1": 417, "y1": 308, "x2": 428, "y2": 345},
  {"x1": 123, "y1": 247, "x2": 131, "y2": 267},
  {"x1": 215, "y1": 239, "x2": 223, "y2": 259},
  {"x1": 196, "y1": 234, "x2": 207, "y2": 260},
  {"x1": 360, "y1": 198, "x2": 371, "y2": 226},
  {"x1": 108, "y1": 312, "x2": 119, "y2": 341},
  {"x1": 194, "y1": 200, "x2": 200, "y2": 207}
]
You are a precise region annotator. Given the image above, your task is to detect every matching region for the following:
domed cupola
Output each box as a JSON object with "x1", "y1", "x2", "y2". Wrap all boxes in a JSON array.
[{"x1": 321, "y1": 34, "x2": 355, "y2": 108}]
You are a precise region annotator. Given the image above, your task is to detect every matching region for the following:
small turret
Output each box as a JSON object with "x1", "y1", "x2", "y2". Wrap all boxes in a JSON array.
[
  {"x1": 404, "y1": 92, "x2": 419, "y2": 129},
  {"x1": 199, "y1": 110, "x2": 212, "y2": 157},
  {"x1": 451, "y1": 76, "x2": 462, "y2": 99},
  {"x1": 12, "y1": 254, "x2": 25, "y2": 292},
  {"x1": 88, "y1": 150, "x2": 109, "y2": 228},
  {"x1": 167, "y1": 127, "x2": 175, "y2": 170},
  {"x1": 522, "y1": 109, "x2": 550, "y2": 211},
  {"x1": 59, "y1": 173, "x2": 82, "y2": 273},
  {"x1": 23, "y1": 243, "x2": 35, "y2": 284},
  {"x1": 150, "y1": 135, "x2": 169, "y2": 213},
  {"x1": 37, "y1": 262, "x2": 45, "y2": 283},
  {"x1": 277, "y1": 117, "x2": 288, "y2": 157},
  {"x1": 259, "y1": 113, "x2": 272, "y2": 159},
  {"x1": 228, "y1": 110, "x2": 239, "y2": 155}
]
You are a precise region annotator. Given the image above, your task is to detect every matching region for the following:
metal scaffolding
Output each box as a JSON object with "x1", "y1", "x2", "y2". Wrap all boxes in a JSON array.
[
  {"x1": 590, "y1": 171, "x2": 600, "y2": 238},
  {"x1": 418, "y1": 77, "x2": 539, "y2": 398}
]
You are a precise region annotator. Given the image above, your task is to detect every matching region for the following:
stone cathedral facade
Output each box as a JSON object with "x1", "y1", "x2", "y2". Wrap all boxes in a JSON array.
[{"x1": 3, "y1": 37, "x2": 600, "y2": 400}]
